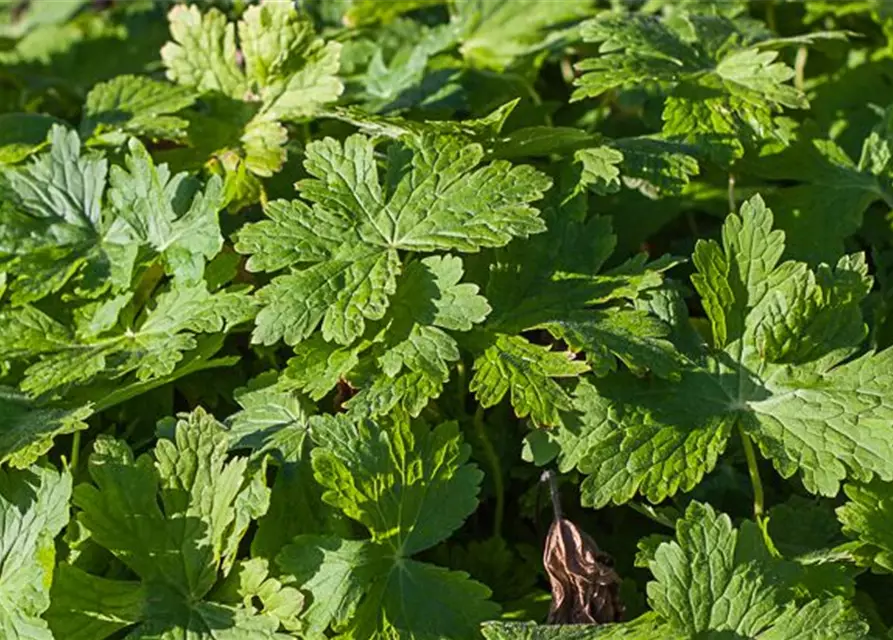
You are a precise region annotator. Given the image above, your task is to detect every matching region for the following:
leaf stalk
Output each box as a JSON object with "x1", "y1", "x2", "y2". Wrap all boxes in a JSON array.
[
  {"x1": 738, "y1": 422, "x2": 765, "y2": 519},
  {"x1": 473, "y1": 406, "x2": 505, "y2": 538}
]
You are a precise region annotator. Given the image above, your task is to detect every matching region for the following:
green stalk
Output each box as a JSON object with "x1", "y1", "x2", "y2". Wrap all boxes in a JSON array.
[
  {"x1": 728, "y1": 172, "x2": 737, "y2": 213},
  {"x1": 794, "y1": 46, "x2": 808, "y2": 92},
  {"x1": 473, "y1": 406, "x2": 505, "y2": 538},
  {"x1": 70, "y1": 430, "x2": 81, "y2": 476},
  {"x1": 455, "y1": 360, "x2": 467, "y2": 414},
  {"x1": 738, "y1": 423, "x2": 765, "y2": 519}
]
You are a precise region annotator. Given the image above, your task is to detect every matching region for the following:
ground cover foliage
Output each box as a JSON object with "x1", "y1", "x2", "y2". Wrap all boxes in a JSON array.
[{"x1": 3, "y1": 0, "x2": 893, "y2": 637}]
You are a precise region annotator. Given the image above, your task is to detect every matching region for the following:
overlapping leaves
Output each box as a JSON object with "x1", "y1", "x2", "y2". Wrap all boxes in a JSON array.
[
  {"x1": 0, "y1": 388, "x2": 91, "y2": 469},
  {"x1": 46, "y1": 408, "x2": 297, "y2": 639},
  {"x1": 276, "y1": 412, "x2": 498, "y2": 638},
  {"x1": 0, "y1": 127, "x2": 256, "y2": 398},
  {"x1": 539, "y1": 194, "x2": 893, "y2": 507},
  {"x1": 0, "y1": 2, "x2": 891, "y2": 639},
  {"x1": 748, "y1": 104, "x2": 893, "y2": 263},
  {"x1": 161, "y1": 2, "x2": 343, "y2": 177},
  {"x1": 471, "y1": 165, "x2": 681, "y2": 426},
  {"x1": 0, "y1": 464, "x2": 71, "y2": 638},
  {"x1": 237, "y1": 131, "x2": 550, "y2": 417},
  {"x1": 573, "y1": 9, "x2": 841, "y2": 162}
]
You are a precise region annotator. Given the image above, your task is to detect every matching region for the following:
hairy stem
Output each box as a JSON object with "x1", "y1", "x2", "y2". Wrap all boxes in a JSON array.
[
  {"x1": 474, "y1": 406, "x2": 505, "y2": 538},
  {"x1": 738, "y1": 423, "x2": 765, "y2": 519},
  {"x1": 541, "y1": 469, "x2": 562, "y2": 520}
]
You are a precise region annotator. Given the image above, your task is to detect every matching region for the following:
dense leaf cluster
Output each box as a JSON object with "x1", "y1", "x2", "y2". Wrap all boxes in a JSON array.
[{"x1": 2, "y1": 0, "x2": 893, "y2": 638}]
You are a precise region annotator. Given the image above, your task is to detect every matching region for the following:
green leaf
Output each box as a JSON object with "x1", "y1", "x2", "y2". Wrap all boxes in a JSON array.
[
  {"x1": 750, "y1": 120, "x2": 893, "y2": 263},
  {"x1": 801, "y1": 1, "x2": 892, "y2": 22},
  {"x1": 47, "y1": 567, "x2": 145, "y2": 640},
  {"x1": 344, "y1": 254, "x2": 491, "y2": 417},
  {"x1": 342, "y1": 0, "x2": 445, "y2": 27},
  {"x1": 236, "y1": 132, "x2": 549, "y2": 347},
  {"x1": 311, "y1": 414, "x2": 481, "y2": 554},
  {"x1": 283, "y1": 334, "x2": 370, "y2": 401},
  {"x1": 557, "y1": 370, "x2": 732, "y2": 506},
  {"x1": 646, "y1": 502, "x2": 867, "y2": 638},
  {"x1": 322, "y1": 99, "x2": 519, "y2": 144},
  {"x1": 47, "y1": 408, "x2": 286, "y2": 639},
  {"x1": 251, "y1": 456, "x2": 352, "y2": 565},
  {"x1": 161, "y1": 3, "x2": 343, "y2": 177},
  {"x1": 226, "y1": 372, "x2": 314, "y2": 463},
  {"x1": 546, "y1": 309, "x2": 681, "y2": 379},
  {"x1": 0, "y1": 282, "x2": 257, "y2": 395},
  {"x1": 82, "y1": 74, "x2": 196, "y2": 142},
  {"x1": 108, "y1": 137, "x2": 224, "y2": 283},
  {"x1": 212, "y1": 557, "x2": 304, "y2": 633},
  {"x1": 837, "y1": 479, "x2": 893, "y2": 573},
  {"x1": 769, "y1": 496, "x2": 846, "y2": 560},
  {"x1": 0, "y1": 464, "x2": 71, "y2": 639},
  {"x1": 0, "y1": 113, "x2": 63, "y2": 164},
  {"x1": 0, "y1": 126, "x2": 227, "y2": 306},
  {"x1": 0, "y1": 125, "x2": 112, "y2": 303},
  {"x1": 481, "y1": 613, "x2": 675, "y2": 639},
  {"x1": 470, "y1": 333, "x2": 589, "y2": 426},
  {"x1": 609, "y1": 137, "x2": 700, "y2": 197},
  {"x1": 276, "y1": 413, "x2": 498, "y2": 638},
  {"x1": 550, "y1": 194, "x2": 893, "y2": 506},
  {"x1": 0, "y1": 387, "x2": 91, "y2": 469},
  {"x1": 495, "y1": 129, "x2": 699, "y2": 197},
  {"x1": 765, "y1": 496, "x2": 858, "y2": 601},
  {"x1": 239, "y1": 2, "x2": 343, "y2": 123},
  {"x1": 161, "y1": 5, "x2": 246, "y2": 98},
  {"x1": 470, "y1": 164, "x2": 678, "y2": 425},
  {"x1": 573, "y1": 11, "x2": 826, "y2": 161},
  {"x1": 575, "y1": 145, "x2": 623, "y2": 195},
  {"x1": 453, "y1": 0, "x2": 594, "y2": 71},
  {"x1": 351, "y1": 21, "x2": 457, "y2": 114}
]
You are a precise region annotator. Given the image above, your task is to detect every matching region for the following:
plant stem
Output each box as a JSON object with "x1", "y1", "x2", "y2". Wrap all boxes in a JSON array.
[
  {"x1": 70, "y1": 430, "x2": 81, "y2": 476},
  {"x1": 455, "y1": 360, "x2": 467, "y2": 413},
  {"x1": 473, "y1": 406, "x2": 505, "y2": 538},
  {"x1": 738, "y1": 423, "x2": 765, "y2": 519},
  {"x1": 541, "y1": 469, "x2": 562, "y2": 520},
  {"x1": 728, "y1": 172, "x2": 737, "y2": 213},
  {"x1": 794, "y1": 46, "x2": 808, "y2": 92},
  {"x1": 684, "y1": 210, "x2": 700, "y2": 239}
]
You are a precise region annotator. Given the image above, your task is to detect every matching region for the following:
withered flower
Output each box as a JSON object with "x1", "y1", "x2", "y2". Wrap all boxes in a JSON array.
[{"x1": 541, "y1": 470, "x2": 625, "y2": 624}]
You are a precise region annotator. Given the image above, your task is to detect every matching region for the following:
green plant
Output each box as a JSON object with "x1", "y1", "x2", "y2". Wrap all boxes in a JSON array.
[{"x1": 2, "y1": 0, "x2": 893, "y2": 638}]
